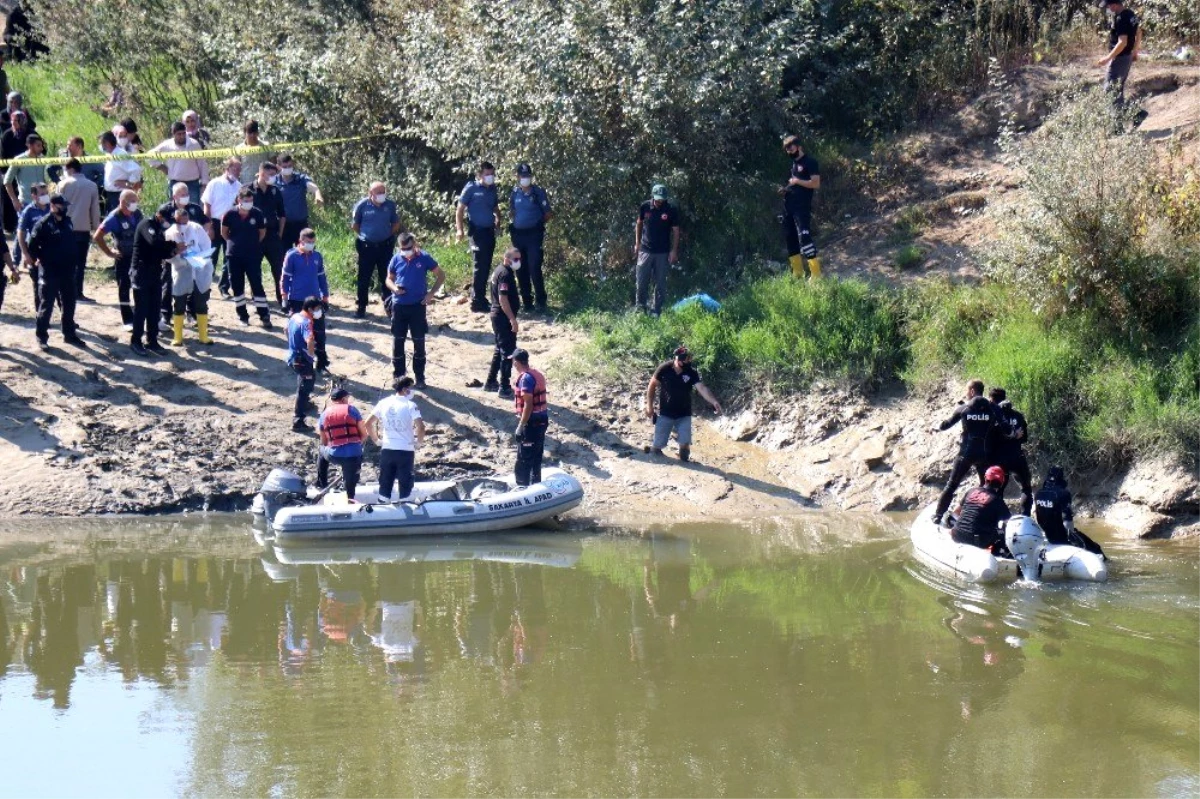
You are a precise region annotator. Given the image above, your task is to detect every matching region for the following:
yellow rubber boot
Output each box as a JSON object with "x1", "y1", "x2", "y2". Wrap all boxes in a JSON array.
[
  {"x1": 197, "y1": 314, "x2": 213, "y2": 345},
  {"x1": 806, "y1": 256, "x2": 823, "y2": 279},
  {"x1": 171, "y1": 314, "x2": 185, "y2": 346},
  {"x1": 789, "y1": 254, "x2": 805, "y2": 279}
]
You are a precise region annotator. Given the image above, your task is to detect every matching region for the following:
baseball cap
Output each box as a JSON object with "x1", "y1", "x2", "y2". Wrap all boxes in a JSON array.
[
  {"x1": 516, "y1": 162, "x2": 532, "y2": 177},
  {"x1": 651, "y1": 184, "x2": 668, "y2": 200},
  {"x1": 673, "y1": 346, "x2": 690, "y2": 359},
  {"x1": 508, "y1": 348, "x2": 530, "y2": 363},
  {"x1": 330, "y1": 387, "x2": 351, "y2": 400}
]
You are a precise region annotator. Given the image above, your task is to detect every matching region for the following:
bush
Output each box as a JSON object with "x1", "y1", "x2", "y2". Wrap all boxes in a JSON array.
[{"x1": 893, "y1": 245, "x2": 925, "y2": 271}]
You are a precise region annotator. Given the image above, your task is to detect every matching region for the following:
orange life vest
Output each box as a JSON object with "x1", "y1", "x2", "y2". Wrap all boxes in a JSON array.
[
  {"x1": 322, "y1": 403, "x2": 362, "y2": 447},
  {"x1": 515, "y1": 368, "x2": 548, "y2": 416}
]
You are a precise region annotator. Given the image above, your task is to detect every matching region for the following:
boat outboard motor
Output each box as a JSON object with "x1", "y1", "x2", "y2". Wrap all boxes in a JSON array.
[
  {"x1": 260, "y1": 469, "x2": 307, "y2": 523},
  {"x1": 1004, "y1": 515, "x2": 1047, "y2": 581}
]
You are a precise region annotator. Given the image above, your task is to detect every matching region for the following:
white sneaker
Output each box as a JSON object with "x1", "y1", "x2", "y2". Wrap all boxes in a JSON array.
[
  {"x1": 158, "y1": 319, "x2": 171, "y2": 332},
  {"x1": 122, "y1": 323, "x2": 134, "y2": 332}
]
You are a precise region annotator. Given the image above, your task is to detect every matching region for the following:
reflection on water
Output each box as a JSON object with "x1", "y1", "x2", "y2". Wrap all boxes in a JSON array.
[{"x1": 0, "y1": 519, "x2": 1196, "y2": 798}]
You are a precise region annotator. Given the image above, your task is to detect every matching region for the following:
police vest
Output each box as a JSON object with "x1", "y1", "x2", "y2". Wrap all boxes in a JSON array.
[
  {"x1": 323, "y1": 404, "x2": 362, "y2": 448},
  {"x1": 516, "y1": 368, "x2": 548, "y2": 417}
]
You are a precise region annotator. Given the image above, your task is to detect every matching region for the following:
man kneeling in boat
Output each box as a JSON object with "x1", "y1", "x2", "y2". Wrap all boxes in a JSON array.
[{"x1": 952, "y1": 466, "x2": 1011, "y2": 550}]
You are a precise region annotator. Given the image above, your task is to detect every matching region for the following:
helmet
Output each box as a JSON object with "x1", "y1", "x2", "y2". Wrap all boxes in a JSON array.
[{"x1": 985, "y1": 466, "x2": 1006, "y2": 485}]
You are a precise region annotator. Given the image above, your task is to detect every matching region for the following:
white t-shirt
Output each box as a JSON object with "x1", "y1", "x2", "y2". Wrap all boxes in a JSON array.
[
  {"x1": 201, "y1": 174, "x2": 242, "y2": 221},
  {"x1": 370, "y1": 394, "x2": 421, "y2": 451}
]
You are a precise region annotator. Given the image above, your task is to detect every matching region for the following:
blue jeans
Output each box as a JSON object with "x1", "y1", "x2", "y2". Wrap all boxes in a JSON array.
[{"x1": 653, "y1": 415, "x2": 692, "y2": 450}]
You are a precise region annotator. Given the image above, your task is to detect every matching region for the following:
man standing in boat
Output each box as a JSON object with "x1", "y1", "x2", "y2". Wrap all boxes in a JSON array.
[
  {"x1": 367, "y1": 376, "x2": 426, "y2": 502},
  {"x1": 931, "y1": 379, "x2": 999, "y2": 527},
  {"x1": 510, "y1": 348, "x2": 548, "y2": 487},
  {"x1": 987, "y1": 388, "x2": 1033, "y2": 516}
]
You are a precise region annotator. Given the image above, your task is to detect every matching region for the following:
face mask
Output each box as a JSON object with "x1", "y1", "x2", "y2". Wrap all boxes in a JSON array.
[
  {"x1": 399, "y1": 249, "x2": 414, "y2": 258},
  {"x1": 175, "y1": 197, "x2": 188, "y2": 208},
  {"x1": 36, "y1": 194, "x2": 50, "y2": 206},
  {"x1": 301, "y1": 242, "x2": 315, "y2": 252},
  {"x1": 372, "y1": 192, "x2": 387, "y2": 204},
  {"x1": 117, "y1": 137, "x2": 129, "y2": 148},
  {"x1": 510, "y1": 259, "x2": 522, "y2": 270},
  {"x1": 239, "y1": 201, "x2": 253, "y2": 211},
  {"x1": 280, "y1": 167, "x2": 294, "y2": 177},
  {"x1": 176, "y1": 219, "x2": 189, "y2": 228},
  {"x1": 482, "y1": 175, "x2": 495, "y2": 186},
  {"x1": 519, "y1": 177, "x2": 531, "y2": 188},
  {"x1": 127, "y1": 202, "x2": 139, "y2": 213},
  {"x1": 313, "y1": 309, "x2": 324, "y2": 320}
]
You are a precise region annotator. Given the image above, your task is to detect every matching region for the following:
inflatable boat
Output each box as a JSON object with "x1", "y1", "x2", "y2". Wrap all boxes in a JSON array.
[
  {"x1": 910, "y1": 505, "x2": 1107, "y2": 583},
  {"x1": 258, "y1": 467, "x2": 585, "y2": 541},
  {"x1": 268, "y1": 533, "x2": 586, "y2": 570}
]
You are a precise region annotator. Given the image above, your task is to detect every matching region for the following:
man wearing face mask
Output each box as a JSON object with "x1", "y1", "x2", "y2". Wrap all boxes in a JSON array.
[
  {"x1": 509, "y1": 163, "x2": 553, "y2": 314},
  {"x1": 385, "y1": 232, "x2": 444, "y2": 388},
  {"x1": 456, "y1": 161, "x2": 500, "y2": 313},
  {"x1": 778, "y1": 135, "x2": 822, "y2": 279},
  {"x1": 157, "y1": 183, "x2": 209, "y2": 332},
  {"x1": 202, "y1": 157, "x2": 242, "y2": 299},
  {"x1": 351, "y1": 181, "x2": 401, "y2": 319},
  {"x1": 221, "y1": 185, "x2": 272, "y2": 328},
  {"x1": 27, "y1": 194, "x2": 85, "y2": 349},
  {"x1": 633, "y1": 184, "x2": 681, "y2": 316},
  {"x1": 15, "y1": 181, "x2": 50, "y2": 286},
  {"x1": 484, "y1": 247, "x2": 521, "y2": 399},
  {"x1": 128, "y1": 205, "x2": 174, "y2": 356},
  {"x1": 99, "y1": 130, "x2": 142, "y2": 213},
  {"x1": 93, "y1": 189, "x2": 143, "y2": 332},
  {"x1": 164, "y1": 206, "x2": 214, "y2": 346},
  {"x1": 281, "y1": 228, "x2": 330, "y2": 372},
  {"x1": 250, "y1": 162, "x2": 288, "y2": 310},
  {"x1": 275, "y1": 153, "x2": 324, "y2": 249},
  {"x1": 286, "y1": 296, "x2": 323, "y2": 432}
]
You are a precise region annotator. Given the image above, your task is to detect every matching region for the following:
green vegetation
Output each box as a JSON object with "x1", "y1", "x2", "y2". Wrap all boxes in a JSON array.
[{"x1": 893, "y1": 245, "x2": 925, "y2": 271}]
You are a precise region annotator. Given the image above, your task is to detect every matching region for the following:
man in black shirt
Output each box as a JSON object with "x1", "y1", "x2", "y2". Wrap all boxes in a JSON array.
[
  {"x1": 1033, "y1": 466, "x2": 1075, "y2": 545},
  {"x1": 633, "y1": 184, "x2": 680, "y2": 316},
  {"x1": 952, "y1": 466, "x2": 1011, "y2": 550},
  {"x1": 1096, "y1": 1, "x2": 1141, "y2": 108},
  {"x1": 644, "y1": 346, "x2": 722, "y2": 462},
  {"x1": 779, "y1": 135, "x2": 822, "y2": 279},
  {"x1": 250, "y1": 162, "x2": 288, "y2": 309},
  {"x1": 932, "y1": 379, "x2": 1000, "y2": 526},
  {"x1": 484, "y1": 247, "x2": 521, "y2": 399},
  {"x1": 987, "y1": 387, "x2": 1033, "y2": 515},
  {"x1": 28, "y1": 194, "x2": 85, "y2": 349},
  {"x1": 221, "y1": 186, "x2": 272, "y2": 328},
  {"x1": 129, "y1": 205, "x2": 175, "y2": 355}
]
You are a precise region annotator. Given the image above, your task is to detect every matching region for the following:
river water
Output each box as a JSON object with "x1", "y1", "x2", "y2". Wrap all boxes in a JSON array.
[{"x1": 0, "y1": 514, "x2": 1196, "y2": 798}]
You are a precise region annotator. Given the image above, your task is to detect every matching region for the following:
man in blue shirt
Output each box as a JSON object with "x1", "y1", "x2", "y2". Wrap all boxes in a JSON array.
[
  {"x1": 221, "y1": 186, "x2": 272, "y2": 328},
  {"x1": 92, "y1": 189, "x2": 143, "y2": 330},
  {"x1": 455, "y1": 161, "x2": 500, "y2": 313},
  {"x1": 286, "y1": 295, "x2": 322, "y2": 432},
  {"x1": 275, "y1": 152, "x2": 324, "y2": 248},
  {"x1": 281, "y1": 228, "x2": 331, "y2": 371},
  {"x1": 509, "y1": 162, "x2": 553, "y2": 313},
  {"x1": 15, "y1": 180, "x2": 49, "y2": 301},
  {"x1": 351, "y1": 181, "x2": 401, "y2": 318},
  {"x1": 385, "y1": 232, "x2": 444, "y2": 388}
]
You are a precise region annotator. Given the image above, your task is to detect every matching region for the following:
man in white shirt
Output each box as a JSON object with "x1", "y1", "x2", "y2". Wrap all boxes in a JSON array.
[
  {"x1": 366, "y1": 376, "x2": 426, "y2": 501},
  {"x1": 99, "y1": 130, "x2": 142, "y2": 211},
  {"x1": 148, "y1": 121, "x2": 209, "y2": 204},
  {"x1": 202, "y1": 157, "x2": 242, "y2": 298}
]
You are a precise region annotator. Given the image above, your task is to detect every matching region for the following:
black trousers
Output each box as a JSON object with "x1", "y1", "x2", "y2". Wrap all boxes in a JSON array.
[
  {"x1": 391, "y1": 303, "x2": 428, "y2": 379},
  {"x1": 469, "y1": 224, "x2": 496, "y2": 309},
  {"x1": 263, "y1": 233, "x2": 285, "y2": 306},
  {"x1": 291, "y1": 357, "x2": 315, "y2": 424},
  {"x1": 73, "y1": 231, "x2": 91, "y2": 296},
  {"x1": 0, "y1": 270, "x2": 7, "y2": 312},
  {"x1": 515, "y1": 418, "x2": 548, "y2": 487},
  {"x1": 282, "y1": 218, "x2": 308, "y2": 250},
  {"x1": 317, "y1": 448, "x2": 362, "y2": 500},
  {"x1": 378, "y1": 448, "x2": 416, "y2": 501},
  {"x1": 114, "y1": 250, "x2": 133, "y2": 324},
  {"x1": 783, "y1": 208, "x2": 818, "y2": 258},
  {"x1": 288, "y1": 299, "x2": 328, "y2": 367},
  {"x1": 229, "y1": 255, "x2": 270, "y2": 320},
  {"x1": 487, "y1": 313, "x2": 515, "y2": 387},
  {"x1": 172, "y1": 289, "x2": 210, "y2": 316},
  {"x1": 131, "y1": 281, "x2": 161, "y2": 346},
  {"x1": 355, "y1": 238, "x2": 393, "y2": 312},
  {"x1": 996, "y1": 454, "x2": 1033, "y2": 516},
  {"x1": 35, "y1": 265, "x2": 77, "y2": 341},
  {"x1": 934, "y1": 453, "x2": 988, "y2": 521},
  {"x1": 511, "y1": 226, "x2": 546, "y2": 307}
]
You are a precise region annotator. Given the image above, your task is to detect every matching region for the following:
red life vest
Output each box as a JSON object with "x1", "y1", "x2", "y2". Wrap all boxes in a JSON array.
[
  {"x1": 515, "y1": 368, "x2": 548, "y2": 416},
  {"x1": 322, "y1": 403, "x2": 362, "y2": 447}
]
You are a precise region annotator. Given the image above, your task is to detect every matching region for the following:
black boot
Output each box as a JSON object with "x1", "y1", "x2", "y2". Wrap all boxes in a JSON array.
[
  {"x1": 484, "y1": 352, "x2": 501, "y2": 392},
  {"x1": 413, "y1": 357, "x2": 427, "y2": 389}
]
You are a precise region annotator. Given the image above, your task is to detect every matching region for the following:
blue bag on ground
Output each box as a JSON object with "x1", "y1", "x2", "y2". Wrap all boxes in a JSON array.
[{"x1": 672, "y1": 293, "x2": 722, "y2": 312}]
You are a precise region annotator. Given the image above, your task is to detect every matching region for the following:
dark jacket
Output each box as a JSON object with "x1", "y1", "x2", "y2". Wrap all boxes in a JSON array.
[
  {"x1": 130, "y1": 217, "x2": 174, "y2": 291},
  {"x1": 26, "y1": 212, "x2": 76, "y2": 271},
  {"x1": 988, "y1": 400, "x2": 1028, "y2": 463},
  {"x1": 939, "y1": 394, "x2": 999, "y2": 460},
  {"x1": 952, "y1": 485, "x2": 1011, "y2": 549},
  {"x1": 1034, "y1": 483, "x2": 1074, "y2": 545}
]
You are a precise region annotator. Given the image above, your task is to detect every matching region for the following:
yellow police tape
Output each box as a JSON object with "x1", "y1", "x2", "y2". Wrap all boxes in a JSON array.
[{"x1": 0, "y1": 133, "x2": 379, "y2": 169}]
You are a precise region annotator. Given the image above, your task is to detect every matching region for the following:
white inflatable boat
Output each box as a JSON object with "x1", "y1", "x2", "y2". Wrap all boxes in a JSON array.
[
  {"x1": 257, "y1": 467, "x2": 585, "y2": 541},
  {"x1": 911, "y1": 505, "x2": 1107, "y2": 583},
  {"x1": 268, "y1": 533, "x2": 586, "y2": 571}
]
